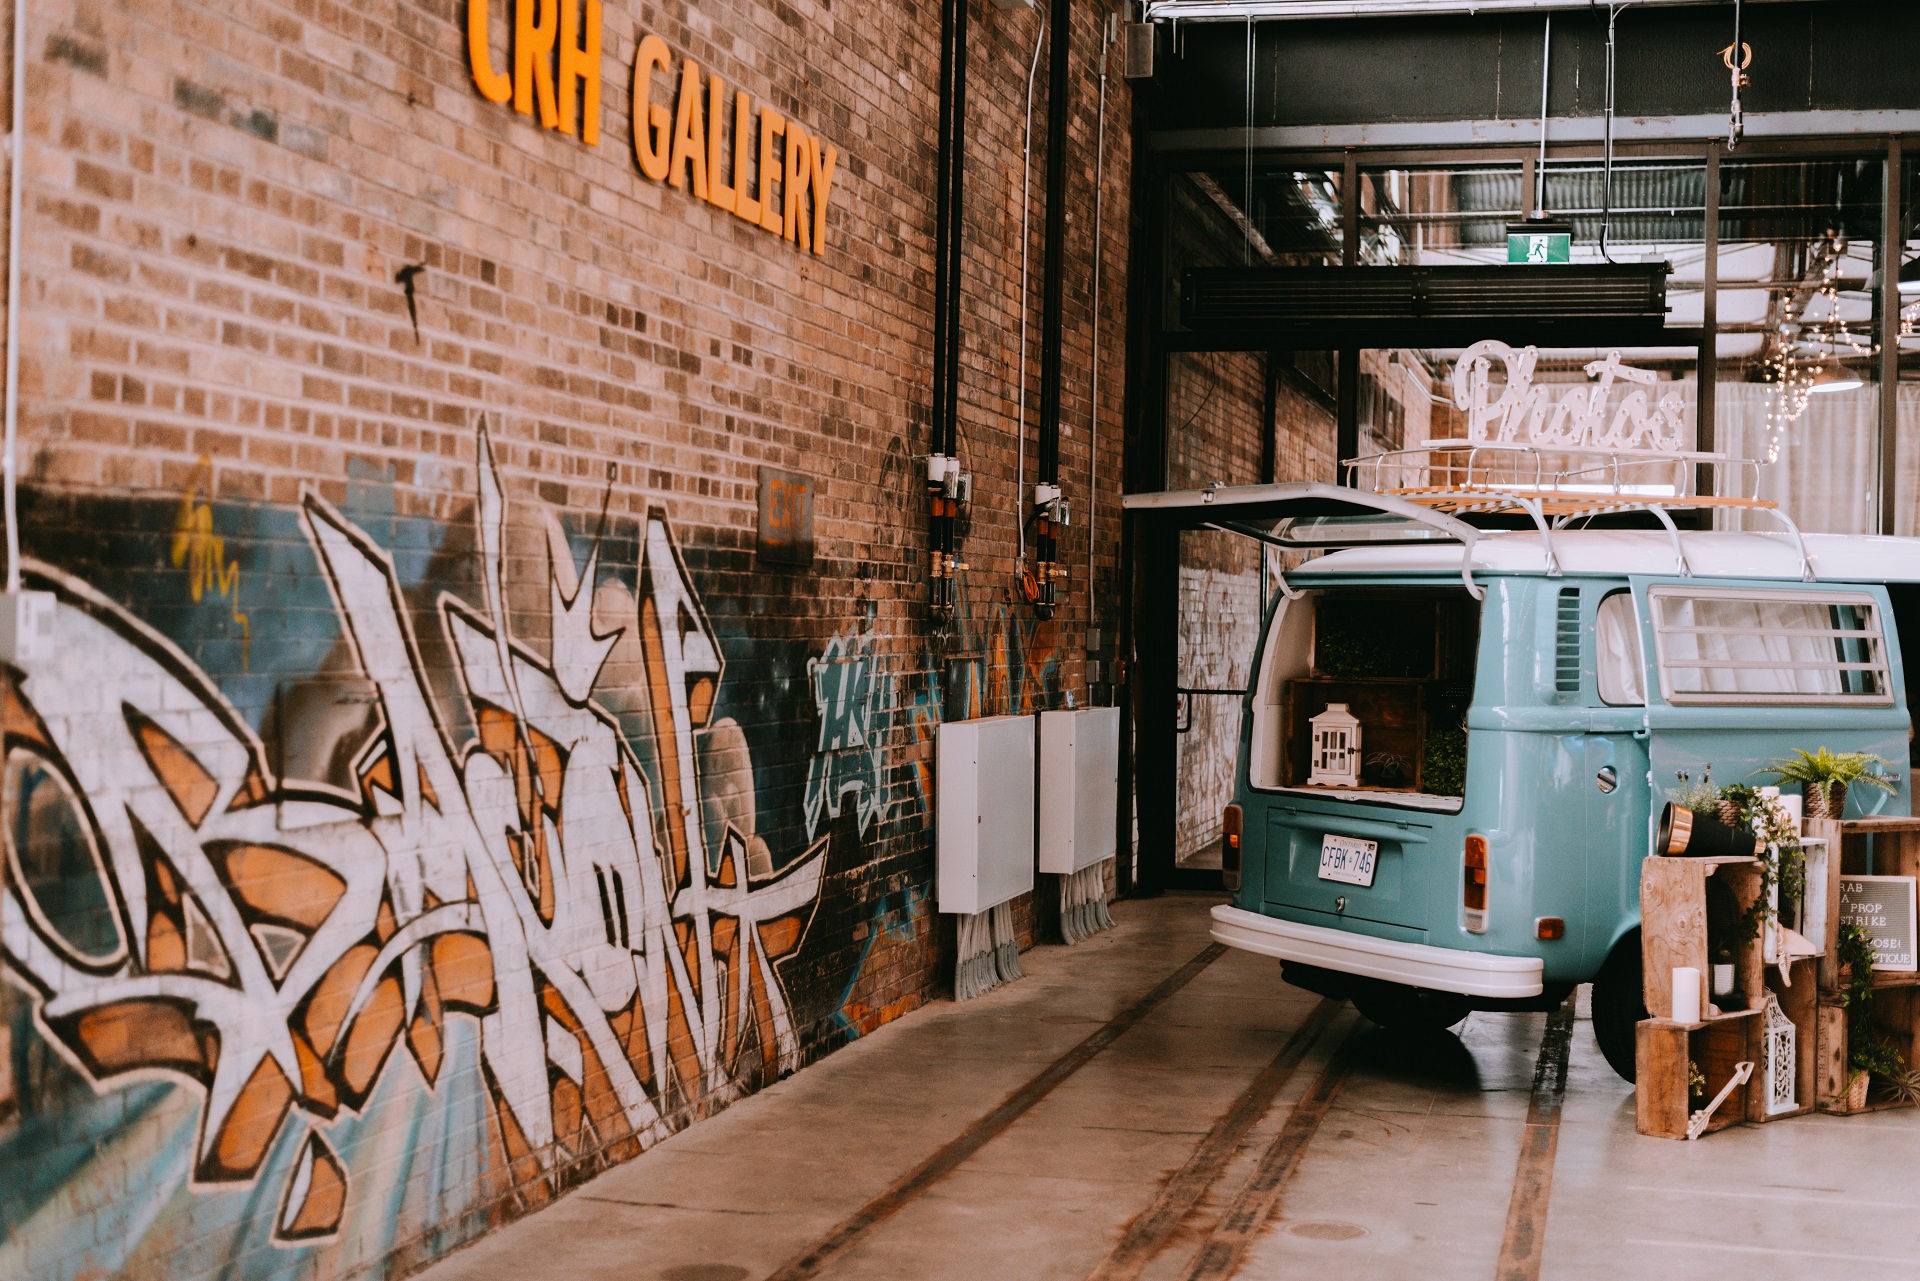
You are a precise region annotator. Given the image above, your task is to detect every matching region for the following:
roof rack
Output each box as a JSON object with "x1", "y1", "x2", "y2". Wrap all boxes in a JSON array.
[{"x1": 1344, "y1": 442, "x2": 1814, "y2": 582}]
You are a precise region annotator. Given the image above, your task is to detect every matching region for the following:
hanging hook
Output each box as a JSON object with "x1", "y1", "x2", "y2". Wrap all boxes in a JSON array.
[{"x1": 1721, "y1": 0, "x2": 1750, "y2": 150}]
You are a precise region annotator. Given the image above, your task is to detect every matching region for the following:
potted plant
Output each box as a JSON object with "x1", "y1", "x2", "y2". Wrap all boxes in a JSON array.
[
  {"x1": 1755, "y1": 748, "x2": 1897, "y2": 821},
  {"x1": 1851, "y1": 1038, "x2": 1908, "y2": 1110}
]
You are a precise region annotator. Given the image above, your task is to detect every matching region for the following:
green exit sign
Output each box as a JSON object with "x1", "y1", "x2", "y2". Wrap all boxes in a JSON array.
[{"x1": 1508, "y1": 221, "x2": 1572, "y2": 264}]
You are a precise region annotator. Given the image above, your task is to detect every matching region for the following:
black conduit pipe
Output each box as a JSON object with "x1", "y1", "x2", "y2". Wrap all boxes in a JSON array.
[
  {"x1": 1033, "y1": 0, "x2": 1071, "y2": 617},
  {"x1": 946, "y1": 0, "x2": 969, "y2": 462},
  {"x1": 932, "y1": 0, "x2": 955, "y2": 464},
  {"x1": 928, "y1": 0, "x2": 970, "y2": 617}
]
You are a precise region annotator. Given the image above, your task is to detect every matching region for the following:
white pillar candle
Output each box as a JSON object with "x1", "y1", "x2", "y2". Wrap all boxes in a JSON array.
[
  {"x1": 1671, "y1": 966, "x2": 1702, "y2": 1024},
  {"x1": 1778, "y1": 792, "x2": 1803, "y2": 834}
]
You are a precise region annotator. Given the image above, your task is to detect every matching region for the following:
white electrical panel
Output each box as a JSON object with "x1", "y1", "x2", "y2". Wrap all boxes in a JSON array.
[
  {"x1": 0, "y1": 590, "x2": 57, "y2": 663},
  {"x1": 1038, "y1": 707, "x2": 1119, "y2": 875},
  {"x1": 937, "y1": 715, "x2": 1035, "y2": 915}
]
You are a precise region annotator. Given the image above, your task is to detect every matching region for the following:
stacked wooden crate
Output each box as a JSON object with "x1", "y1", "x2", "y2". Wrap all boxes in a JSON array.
[
  {"x1": 1637, "y1": 816, "x2": 1920, "y2": 1135},
  {"x1": 1812, "y1": 816, "x2": 1920, "y2": 1114},
  {"x1": 1635, "y1": 854, "x2": 1807, "y2": 1138}
]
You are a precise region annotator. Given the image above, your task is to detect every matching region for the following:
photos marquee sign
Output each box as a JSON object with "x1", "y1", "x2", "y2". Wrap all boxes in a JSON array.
[
  {"x1": 468, "y1": 2, "x2": 837, "y2": 256},
  {"x1": 1450, "y1": 340, "x2": 1689, "y2": 453}
]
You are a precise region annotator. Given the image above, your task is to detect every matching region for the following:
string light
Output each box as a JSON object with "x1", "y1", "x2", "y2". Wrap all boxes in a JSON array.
[{"x1": 1757, "y1": 230, "x2": 1869, "y2": 464}]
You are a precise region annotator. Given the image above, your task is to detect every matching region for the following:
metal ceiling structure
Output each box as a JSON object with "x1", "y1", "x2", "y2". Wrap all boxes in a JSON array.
[
  {"x1": 1141, "y1": 0, "x2": 1817, "y2": 19},
  {"x1": 1141, "y1": 0, "x2": 1832, "y2": 18}
]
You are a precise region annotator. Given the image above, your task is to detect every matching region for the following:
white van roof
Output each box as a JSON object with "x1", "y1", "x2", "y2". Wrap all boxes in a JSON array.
[{"x1": 1293, "y1": 530, "x2": 1920, "y2": 582}]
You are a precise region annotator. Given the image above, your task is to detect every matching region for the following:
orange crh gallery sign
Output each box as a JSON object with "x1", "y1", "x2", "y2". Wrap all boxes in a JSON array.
[{"x1": 467, "y1": 1, "x2": 837, "y2": 256}]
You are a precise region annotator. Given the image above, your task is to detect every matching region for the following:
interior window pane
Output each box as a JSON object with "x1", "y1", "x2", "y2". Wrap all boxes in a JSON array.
[{"x1": 1596, "y1": 592, "x2": 1646, "y2": 707}]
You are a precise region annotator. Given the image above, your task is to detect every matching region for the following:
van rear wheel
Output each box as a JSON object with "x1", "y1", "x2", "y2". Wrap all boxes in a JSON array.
[
  {"x1": 1350, "y1": 981, "x2": 1473, "y2": 1032},
  {"x1": 1590, "y1": 931, "x2": 1645, "y2": 1083}
]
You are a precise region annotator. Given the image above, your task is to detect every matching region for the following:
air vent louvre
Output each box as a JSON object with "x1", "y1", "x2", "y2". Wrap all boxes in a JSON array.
[
  {"x1": 1180, "y1": 264, "x2": 1670, "y2": 342},
  {"x1": 1124, "y1": 23, "x2": 1155, "y2": 79},
  {"x1": 1555, "y1": 588, "x2": 1582, "y2": 695}
]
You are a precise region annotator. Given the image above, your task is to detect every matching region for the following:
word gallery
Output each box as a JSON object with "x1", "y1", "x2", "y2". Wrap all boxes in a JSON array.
[{"x1": 466, "y1": 1, "x2": 838, "y2": 255}]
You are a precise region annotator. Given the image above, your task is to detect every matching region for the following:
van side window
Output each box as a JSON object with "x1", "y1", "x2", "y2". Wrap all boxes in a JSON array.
[
  {"x1": 1595, "y1": 591, "x2": 1645, "y2": 706},
  {"x1": 1648, "y1": 587, "x2": 1891, "y2": 705}
]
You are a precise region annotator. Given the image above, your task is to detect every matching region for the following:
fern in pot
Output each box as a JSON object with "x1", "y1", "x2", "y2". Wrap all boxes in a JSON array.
[{"x1": 1756, "y1": 748, "x2": 1896, "y2": 822}]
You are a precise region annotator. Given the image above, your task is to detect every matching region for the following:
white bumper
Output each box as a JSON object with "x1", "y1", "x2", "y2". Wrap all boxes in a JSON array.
[{"x1": 1210, "y1": 904, "x2": 1543, "y2": 999}]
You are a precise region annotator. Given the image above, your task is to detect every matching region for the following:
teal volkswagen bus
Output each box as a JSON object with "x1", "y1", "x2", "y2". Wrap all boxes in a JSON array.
[{"x1": 1127, "y1": 466, "x2": 1918, "y2": 1080}]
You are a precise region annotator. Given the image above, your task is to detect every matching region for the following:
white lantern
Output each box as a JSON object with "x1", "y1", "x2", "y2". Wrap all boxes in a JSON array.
[
  {"x1": 1762, "y1": 993, "x2": 1797, "y2": 1116},
  {"x1": 1307, "y1": 703, "x2": 1362, "y2": 787}
]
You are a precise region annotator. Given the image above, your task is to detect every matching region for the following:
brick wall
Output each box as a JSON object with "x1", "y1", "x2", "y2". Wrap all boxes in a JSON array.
[{"x1": 0, "y1": 2, "x2": 1131, "y2": 1279}]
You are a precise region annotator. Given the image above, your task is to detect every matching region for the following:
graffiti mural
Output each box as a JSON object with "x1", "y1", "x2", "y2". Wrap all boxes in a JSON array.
[
  {"x1": 0, "y1": 426, "x2": 827, "y2": 1272},
  {"x1": 804, "y1": 607, "x2": 887, "y2": 841}
]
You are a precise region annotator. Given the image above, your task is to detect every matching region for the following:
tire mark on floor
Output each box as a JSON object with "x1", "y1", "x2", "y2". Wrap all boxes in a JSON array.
[
  {"x1": 1177, "y1": 1016, "x2": 1364, "y2": 1281},
  {"x1": 1086, "y1": 996, "x2": 1343, "y2": 1281},
  {"x1": 1494, "y1": 996, "x2": 1577, "y2": 1281},
  {"x1": 761, "y1": 942, "x2": 1229, "y2": 1281}
]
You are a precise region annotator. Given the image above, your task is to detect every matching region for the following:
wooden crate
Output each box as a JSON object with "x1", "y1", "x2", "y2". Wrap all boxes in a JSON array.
[
  {"x1": 1636, "y1": 855, "x2": 1772, "y2": 1138},
  {"x1": 1635, "y1": 1012, "x2": 1761, "y2": 1139},
  {"x1": 1809, "y1": 817, "x2": 1920, "y2": 1115},
  {"x1": 1640, "y1": 855, "x2": 1764, "y2": 1020}
]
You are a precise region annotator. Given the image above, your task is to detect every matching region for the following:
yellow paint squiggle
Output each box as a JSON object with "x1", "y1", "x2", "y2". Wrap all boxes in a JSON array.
[{"x1": 170, "y1": 459, "x2": 251, "y2": 667}]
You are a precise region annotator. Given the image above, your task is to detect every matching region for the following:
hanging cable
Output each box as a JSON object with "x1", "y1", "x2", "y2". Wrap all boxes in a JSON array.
[
  {"x1": 1243, "y1": 16, "x2": 1255, "y2": 266},
  {"x1": 1599, "y1": 4, "x2": 1624, "y2": 263},
  {"x1": 4, "y1": 0, "x2": 26, "y2": 592},
  {"x1": 1721, "y1": 0, "x2": 1750, "y2": 150},
  {"x1": 1534, "y1": 14, "x2": 1550, "y2": 216}
]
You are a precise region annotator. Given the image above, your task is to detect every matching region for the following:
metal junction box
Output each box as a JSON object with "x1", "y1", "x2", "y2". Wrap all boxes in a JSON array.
[
  {"x1": 937, "y1": 715, "x2": 1035, "y2": 915},
  {"x1": 1038, "y1": 707, "x2": 1120, "y2": 875}
]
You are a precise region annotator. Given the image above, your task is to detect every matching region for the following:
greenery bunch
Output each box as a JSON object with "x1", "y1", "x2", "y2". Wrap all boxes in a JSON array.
[
  {"x1": 1836, "y1": 922, "x2": 1877, "y2": 1012},
  {"x1": 1722, "y1": 783, "x2": 1806, "y2": 919},
  {"x1": 1667, "y1": 778, "x2": 1724, "y2": 815}
]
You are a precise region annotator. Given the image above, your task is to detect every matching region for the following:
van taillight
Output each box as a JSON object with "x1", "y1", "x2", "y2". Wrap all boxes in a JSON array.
[
  {"x1": 1222, "y1": 805, "x2": 1243, "y2": 892},
  {"x1": 1463, "y1": 834, "x2": 1488, "y2": 933}
]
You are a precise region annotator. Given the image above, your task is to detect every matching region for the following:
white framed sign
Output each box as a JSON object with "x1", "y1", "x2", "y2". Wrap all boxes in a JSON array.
[{"x1": 1838, "y1": 875, "x2": 1919, "y2": 972}]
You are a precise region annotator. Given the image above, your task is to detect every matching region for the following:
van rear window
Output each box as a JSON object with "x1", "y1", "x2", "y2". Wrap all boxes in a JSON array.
[{"x1": 1648, "y1": 587, "x2": 1891, "y2": 705}]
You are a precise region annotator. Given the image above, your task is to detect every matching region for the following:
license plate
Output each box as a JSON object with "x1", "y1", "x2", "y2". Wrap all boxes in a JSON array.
[{"x1": 1318, "y1": 834, "x2": 1379, "y2": 887}]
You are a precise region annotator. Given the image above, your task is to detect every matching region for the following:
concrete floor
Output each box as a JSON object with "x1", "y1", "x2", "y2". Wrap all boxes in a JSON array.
[{"x1": 415, "y1": 894, "x2": 1920, "y2": 1281}]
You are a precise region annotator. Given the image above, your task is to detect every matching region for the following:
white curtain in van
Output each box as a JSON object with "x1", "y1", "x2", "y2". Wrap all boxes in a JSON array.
[
  {"x1": 1596, "y1": 592, "x2": 1646, "y2": 705},
  {"x1": 1654, "y1": 594, "x2": 1848, "y2": 697}
]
